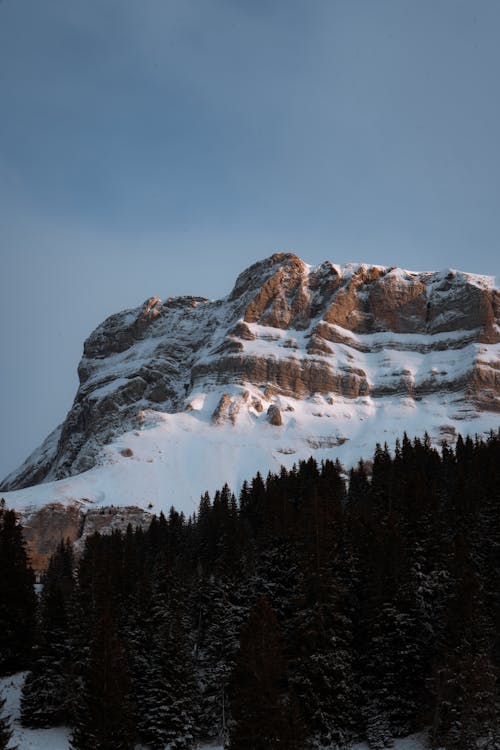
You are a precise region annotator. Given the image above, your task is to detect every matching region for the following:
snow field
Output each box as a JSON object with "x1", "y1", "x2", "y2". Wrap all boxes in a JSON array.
[{"x1": 2, "y1": 384, "x2": 499, "y2": 518}]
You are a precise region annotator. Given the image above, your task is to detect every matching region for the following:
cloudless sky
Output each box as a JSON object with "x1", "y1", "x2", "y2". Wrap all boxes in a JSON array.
[{"x1": 1, "y1": 0, "x2": 499, "y2": 479}]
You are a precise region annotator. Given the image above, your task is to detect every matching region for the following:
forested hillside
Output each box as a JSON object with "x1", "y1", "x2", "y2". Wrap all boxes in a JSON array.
[{"x1": 1, "y1": 431, "x2": 500, "y2": 750}]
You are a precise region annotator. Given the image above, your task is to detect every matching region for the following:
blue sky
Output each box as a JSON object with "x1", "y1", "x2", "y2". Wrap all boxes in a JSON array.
[{"x1": 1, "y1": 0, "x2": 499, "y2": 479}]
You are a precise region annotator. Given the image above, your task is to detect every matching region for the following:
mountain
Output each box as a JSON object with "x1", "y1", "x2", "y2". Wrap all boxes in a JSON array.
[{"x1": 1, "y1": 253, "x2": 499, "y2": 566}]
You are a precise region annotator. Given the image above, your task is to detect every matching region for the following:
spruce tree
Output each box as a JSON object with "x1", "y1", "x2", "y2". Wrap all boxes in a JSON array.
[
  {"x1": 230, "y1": 596, "x2": 303, "y2": 750},
  {"x1": 194, "y1": 575, "x2": 233, "y2": 743},
  {"x1": 21, "y1": 540, "x2": 75, "y2": 727},
  {"x1": 136, "y1": 558, "x2": 198, "y2": 749},
  {"x1": 431, "y1": 652, "x2": 499, "y2": 750},
  {"x1": 0, "y1": 694, "x2": 16, "y2": 750},
  {"x1": 431, "y1": 533, "x2": 499, "y2": 750},
  {"x1": 70, "y1": 607, "x2": 135, "y2": 750},
  {"x1": 0, "y1": 506, "x2": 36, "y2": 675},
  {"x1": 289, "y1": 565, "x2": 357, "y2": 748}
]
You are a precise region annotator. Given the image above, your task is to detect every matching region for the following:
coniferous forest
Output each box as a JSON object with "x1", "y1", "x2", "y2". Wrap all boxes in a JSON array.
[{"x1": 1, "y1": 432, "x2": 500, "y2": 750}]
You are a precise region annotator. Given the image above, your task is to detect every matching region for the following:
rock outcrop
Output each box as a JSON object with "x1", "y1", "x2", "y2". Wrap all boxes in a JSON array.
[
  {"x1": 2, "y1": 253, "x2": 499, "y2": 493},
  {"x1": 267, "y1": 405, "x2": 283, "y2": 426},
  {"x1": 20, "y1": 503, "x2": 153, "y2": 574}
]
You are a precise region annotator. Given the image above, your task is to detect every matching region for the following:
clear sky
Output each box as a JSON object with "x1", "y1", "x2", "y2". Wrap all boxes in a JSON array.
[{"x1": 1, "y1": 0, "x2": 499, "y2": 480}]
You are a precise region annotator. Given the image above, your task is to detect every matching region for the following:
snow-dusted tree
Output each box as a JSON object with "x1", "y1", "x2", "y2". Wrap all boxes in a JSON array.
[
  {"x1": 431, "y1": 652, "x2": 499, "y2": 750},
  {"x1": 0, "y1": 694, "x2": 16, "y2": 750},
  {"x1": 289, "y1": 566, "x2": 357, "y2": 748},
  {"x1": 192, "y1": 571, "x2": 249, "y2": 744},
  {"x1": 431, "y1": 535, "x2": 499, "y2": 750},
  {"x1": 136, "y1": 559, "x2": 198, "y2": 749},
  {"x1": 21, "y1": 539, "x2": 75, "y2": 727},
  {"x1": 70, "y1": 607, "x2": 135, "y2": 750}
]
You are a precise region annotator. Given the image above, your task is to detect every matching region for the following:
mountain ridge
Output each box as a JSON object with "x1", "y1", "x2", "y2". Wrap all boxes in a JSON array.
[{"x1": 2, "y1": 252, "x2": 499, "y2": 503}]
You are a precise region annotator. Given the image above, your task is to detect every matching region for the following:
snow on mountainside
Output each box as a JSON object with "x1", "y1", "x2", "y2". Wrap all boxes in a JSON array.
[
  {"x1": 1, "y1": 253, "x2": 499, "y2": 546},
  {"x1": 3, "y1": 389, "x2": 500, "y2": 520}
]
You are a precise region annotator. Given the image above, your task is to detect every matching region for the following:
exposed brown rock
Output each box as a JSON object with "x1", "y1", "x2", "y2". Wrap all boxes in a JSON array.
[
  {"x1": 267, "y1": 405, "x2": 283, "y2": 426},
  {"x1": 241, "y1": 254, "x2": 311, "y2": 329},
  {"x1": 192, "y1": 355, "x2": 370, "y2": 400},
  {"x1": 211, "y1": 393, "x2": 233, "y2": 425},
  {"x1": 307, "y1": 334, "x2": 334, "y2": 356},
  {"x1": 367, "y1": 273, "x2": 427, "y2": 333},
  {"x1": 21, "y1": 503, "x2": 82, "y2": 573},
  {"x1": 229, "y1": 322, "x2": 256, "y2": 340}
]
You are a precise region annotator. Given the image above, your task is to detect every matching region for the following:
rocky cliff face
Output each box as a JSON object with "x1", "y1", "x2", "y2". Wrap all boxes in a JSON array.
[
  {"x1": 2, "y1": 253, "x2": 499, "y2": 497},
  {"x1": 19, "y1": 503, "x2": 152, "y2": 573}
]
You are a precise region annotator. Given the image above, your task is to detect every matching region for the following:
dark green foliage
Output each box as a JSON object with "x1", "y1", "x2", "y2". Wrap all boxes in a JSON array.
[{"x1": 0, "y1": 504, "x2": 36, "y2": 676}]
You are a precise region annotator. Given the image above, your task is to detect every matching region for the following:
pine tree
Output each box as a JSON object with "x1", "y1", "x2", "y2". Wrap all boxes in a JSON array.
[
  {"x1": 431, "y1": 533, "x2": 499, "y2": 750},
  {"x1": 431, "y1": 652, "x2": 499, "y2": 750},
  {"x1": 0, "y1": 430, "x2": 497, "y2": 750},
  {"x1": 70, "y1": 607, "x2": 135, "y2": 750},
  {"x1": 136, "y1": 558, "x2": 198, "y2": 749},
  {"x1": 229, "y1": 596, "x2": 303, "y2": 750},
  {"x1": 0, "y1": 694, "x2": 16, "y2": 750},
  {"x1": 289, "y1": 564, "x2": 357, "y2": 748},
  {"x1": 193, "y1": 569, "x2": 250, "y2": 744},
  {"x1": 21, "y1": 540, "x2": 75, "y2": 727},
  {"x1": 0, "y1": 507, "x2": 36, "y2": 675}
]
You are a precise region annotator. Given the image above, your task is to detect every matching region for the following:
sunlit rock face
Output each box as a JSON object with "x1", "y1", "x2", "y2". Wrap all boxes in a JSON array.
[{"x1": 1, "y1": 252, "x2": 499, "y2": 493}]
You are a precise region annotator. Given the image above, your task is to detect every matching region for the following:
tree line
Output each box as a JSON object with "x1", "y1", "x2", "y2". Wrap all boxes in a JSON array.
[{"x1": 1, "y1": 431, "x2": 500, "y2": 750}]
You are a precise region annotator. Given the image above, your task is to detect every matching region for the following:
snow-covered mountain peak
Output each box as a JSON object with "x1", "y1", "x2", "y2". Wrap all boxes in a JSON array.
[{"x1": 1, "y1": 254, "x2": 499, "y2": 536}]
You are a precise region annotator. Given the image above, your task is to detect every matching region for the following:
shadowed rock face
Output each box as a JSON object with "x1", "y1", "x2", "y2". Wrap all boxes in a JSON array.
[
  {"x1": 19, "y1": 503, "x2": 153, "y2": 574},
  {"x1": 21, "y1": 503, "x2": 82, "y2": 573},
  {"x1": 2, "y1": 253, "x2": 499, "y2": 492}
]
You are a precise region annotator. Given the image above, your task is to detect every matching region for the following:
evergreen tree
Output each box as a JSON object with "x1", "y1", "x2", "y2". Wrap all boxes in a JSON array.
[
  {"x1": 194, "y1": 573, "x2": 243, "y2": 744},
  {"x1": 289, "y1": 564, "x2": 357, "y2": 748},
  {"x1": 0, "y1": 506, "x2": 36, "y2": 675},
  {"x1": 136, "y1": 558, "x2": 198, "y2": 749},
  {"x1": 229, "y1": 596, "x2": 304, "y2": 750},
  {"x1": 70, "y1": 607, "x2": 135, "y2": 750},
  {"x1": 431, "y1": 533, "x2": 499, "y2": 750},
  {"x1": 0, "y1": 694, "x2": 16, "y2": 750},
  {"x1": 431, "y1": 652, "x2": 499, "y2": 750},
  {"x1": 21, "y1": 540, "x2": 75, "y2": 727}
]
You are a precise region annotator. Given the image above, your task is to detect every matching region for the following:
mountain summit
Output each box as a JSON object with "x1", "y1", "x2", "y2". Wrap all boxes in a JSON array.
[{"x1": 2, "y1": 253, "x2": 499, "y2": 518}]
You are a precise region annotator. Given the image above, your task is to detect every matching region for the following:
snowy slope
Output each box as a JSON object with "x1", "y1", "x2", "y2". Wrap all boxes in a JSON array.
[{"x1": 2, "y1": 383, "x2": 499, "y2": 518}]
